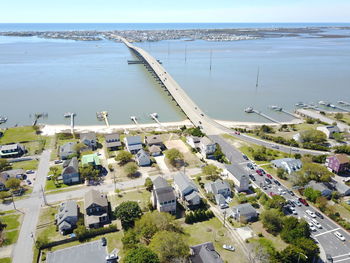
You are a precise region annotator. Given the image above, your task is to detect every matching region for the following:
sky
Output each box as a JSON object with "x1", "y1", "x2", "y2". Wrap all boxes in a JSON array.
[{"x1": 1, "y1": 0, "x2": 350, "y2": 23}]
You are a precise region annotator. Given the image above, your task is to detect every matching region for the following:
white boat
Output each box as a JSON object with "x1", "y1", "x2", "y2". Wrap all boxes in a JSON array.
[
  {"x1": 0, "y1": 116, "x2": 7, "y2": 124},
  {"x1": 244, "y1": 107, "x2": 254, "y2": 113},
  {"x1": 270, "y1": 105, "x2": 282, "y2": 111}
]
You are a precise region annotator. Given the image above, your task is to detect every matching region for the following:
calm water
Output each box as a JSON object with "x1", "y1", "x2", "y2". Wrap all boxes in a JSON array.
[{"x1": 0, "y1": 23, "x2": 350, "y2": 127}]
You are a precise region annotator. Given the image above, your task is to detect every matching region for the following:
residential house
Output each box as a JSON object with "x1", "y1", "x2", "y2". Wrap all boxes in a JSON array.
[
  {"x1": 228, "y1": 203, "x2": 258, "y2": 222},
  {"x1": 124, "y1": 136, "x2": 142, "y2": 154},
  {"x1": 55, "y1": 200, "x2": 79, "y2": 234},
  {"x1": 81, "y1": 153, "x2": 101, "y2": 167},
  {"x1": 104, "y1": 133, "x2": 121, "y2": 150},
  {"x1": 173, "y1": 172, "x2": 201, "y2": 207},
  {"x1": 199, "y1": 137, "x2": 216, "y2": 158},
  {"x1": 326, "y1": 154, "x2": 349, "y2": 174},
  {"x1": 80, "y1": 132, "x2": 97, "y2": 150},
  {"x1": 59, "y1": 142, "x2": 77, "y2": 160},
  {"x1": 292, "y1": 133, "x2": 303, "y2": 143},
  {"x1": 144, "y1": 135, "x2": 164, "y2": 148},
  {"x1": 317, "y1": 125, "x2": 340, "y2": 139},
  {"x1": 61, "y1": 157, "x2": 80, "y2": 185},
  {"x1": 224, "y1": 164, "x2": 250, "y2": 192},
  {"x1": 0, "y1": 144, "x2": 25, "y2": 158},
  {"x1": 190, "y1": 242, "x2": 223, "y2": 263},
  {"x1": 0, "y1": 169, "x2": 26, "y2": 180},
  {"x1": 306, "y1": 180, "x2": 333, "y2": 198},
  {"x1": 205, "y1": 179, "x2": 231, "y2": 200},
  {"x1": 149, "y1": 145, "x2": 162, "y2": 156},
  {"x1": 84, "y1": 189, "x2": 110, "y2": 228},
  {"x1": 186, "y1": 136, "x2": 201, "y2": 149},
  {"x1": 333, "y1": 181, "x2": 350, "y2": 196},
  {"x1": 0, "y1": 174, "x2": 8, "y2": 191},
  {"x1": 215, "y1": 194, "x2": 227, "y2": 208},
  {"x1": 271, "y1": 158, "x2": 302, "y2": 174},
  {"x1": 151, "y1": 176, "x2": 176, "y2": 215},
  {"x1": 136, "y1": 149, "x2": 151, "y2": 166}
]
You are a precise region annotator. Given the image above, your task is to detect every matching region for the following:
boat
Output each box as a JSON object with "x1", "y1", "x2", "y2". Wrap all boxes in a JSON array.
[
  {"x1": 295, "y1": 102, "x2": 305, "y2": 107},
  {"x1": 0, "y1": 116, "x2": 7, "y2": 124},
  {"x1": 244, "y1": 107, "x2": 254, "y2": 113},
  {"x1": 318, "y1": 101, "x2": 327, "y2": 105},
  {"x1": 269, "y1": 105, "x2": 282, "y2": 111}
]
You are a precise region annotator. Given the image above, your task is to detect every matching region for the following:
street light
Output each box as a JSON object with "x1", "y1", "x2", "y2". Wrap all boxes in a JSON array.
[{"x1": 297, "y1": 252, "x2": 308, "y2": 263}]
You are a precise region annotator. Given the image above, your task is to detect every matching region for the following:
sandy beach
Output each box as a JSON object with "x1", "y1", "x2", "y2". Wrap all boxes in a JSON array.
[{"x1": 40, "y1": 118, "x2": 303, "y2": 136}]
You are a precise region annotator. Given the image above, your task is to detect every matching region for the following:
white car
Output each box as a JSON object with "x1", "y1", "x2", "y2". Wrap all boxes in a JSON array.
[
  {"x1": 334, "y1": 231, "x2": 346, "y2": 241},
  {"x1": 307, "y1": 222, "x2": 317, "y2": 232},
  {"x1": 294, "y1": 200, "x2": 302, "y2": 207},
  {"x1": 290, "y1": 207, "x2": 297, "y2": 215},
  {"x1": 306, "y1": 210, "x2": 316, "y2": 218},
  {"x1": 311, "y1": 218, "x2": 322, "y2": 229},
  {"x1": 223, "y1": 244, "x2": 235, "y2": 251}
]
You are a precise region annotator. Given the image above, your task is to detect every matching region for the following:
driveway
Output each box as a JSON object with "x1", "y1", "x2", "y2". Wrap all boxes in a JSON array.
[{"x1": 154, "y1": 155, "x2": 170, "y2": 174}]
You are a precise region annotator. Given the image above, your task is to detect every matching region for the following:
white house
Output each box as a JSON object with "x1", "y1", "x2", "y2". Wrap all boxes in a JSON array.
[
  {"x1": 136, "y1": 149, "x2": 151, "y2": 166},
  {"x1": 271, "y1": 158, "x2": 302, "y2": 174},
  {"x1": 317, "y1": 125, "x2": 340, "y2": 139},
  {"x1": 151, "y1": 176, "x2": 176, "y2": 215},
  {"x1": 228, "y1": 203, "x2": 258, "y2": 222},
  {"x1": 224, "y1": 164, "x2": 250, "y2": 192},
  {"x1": 204, "y1": 179, "x2": 231, "y2": 198},
  {"x1": 199, "y1": 137, "x2": 216, "y2": 158},
  {"x1": 186, "y1": 136, "x2": 201, "y2": 149}
]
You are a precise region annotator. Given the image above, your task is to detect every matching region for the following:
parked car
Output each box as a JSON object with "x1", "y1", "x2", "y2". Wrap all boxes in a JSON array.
[
  {"x1": 26, "y1": 170, "x2": 35, "y2": 174},
  {"x1": 265, "y1": 178, "x2": 272, "y2": 185},
  {"x1": 315, "y1": 211, "x2": 324, "y2": 219},
  {"x1": 311, "y1": 219, "x2": 322, "y2": 229},
  {"x1": 287, "y1": 200, "x2": 295, "y2": 207},
  {"x1": 271, "y1": 145, "x2": 279, "y2": 149},
  {"x1": 306, "y1": 209, "x2": 316, "y2": 218},
  {"x1": 242, "y1": 154, "x2": 248, "y2": 160},
  {"x1": 299, "y1": 198, "x2": 309, "y2": 206},
  {"x1": 269, "y1": 192, "x2": 278, "y2": 196},
  {"x1": 101, "y1": 237, "x2": 107, "y2": 246},
  {"x1": 247, "y1": 163, "x2": 254, "y2": 169},
  {"x1": 266, "y1": 174, "x2": 273, "y2": 179},
  {"x1": 26, "y1": 179, "x2": 32, "y2": 185},
  {"x1": 334, "y1": 231, "x2": 346, "y2": 241},
  {"x1": 256, "y1": 169, "x2": 263, "y2": 176},
  {"x1": 234, "y1": 131, "x2": 240, "y2": 135},
  {"x1": 326, "y1": 254, "x2": 333, "y2": 263},
  {"x1": 274, "y1": 180, "x2": 281, "y2": 186},
  {"x1": 223, "y1": 244, "x2": 235, "y2": 251},
  {"x1": 220, "y1": 203, "x2": 229, "y2": 209},
  {"x1": 293, "y1": 199, "x2": 302, "y2": 207},
  {"x1": 54, "y1": 160, "x2": 63, "y2": 164},
  {"x1": 288, "y1": 190, "x2": 295, "y2": 196},
  {"x1": 249, "y1": 174, "x2": 256, "y2": 181},
  {"x1": 307, "y1": 221, "x2": 317, "y2": 232}
]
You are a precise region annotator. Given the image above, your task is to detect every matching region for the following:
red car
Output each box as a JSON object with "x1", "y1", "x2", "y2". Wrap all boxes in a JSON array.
[
  {"x1": 269, "y1": 192, "x2": 278, "y2": 196},
  {"x1": 298, "y1": 198, "x2": 309, "y2": 206},
  {"x1": 256, "y1": 169, "x2": 263, "y2": 176},
  {"x1": 235, "y1": 131, "x2": 240, "y2": 135},
  {"x1": 266, "y1": 174, "x2": 273, "y2": 179}
]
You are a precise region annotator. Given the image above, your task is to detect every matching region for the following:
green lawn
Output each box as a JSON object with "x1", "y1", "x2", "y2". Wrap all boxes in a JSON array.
[
  {"x1": 109, "y1": 189, "x2": 151, "y2": 211},
  {"x1": 2, "y1": 230, "x2": 19, "y2": 246},
  {"x1": 11, "y1": 160, "x2": 39, "y2": 171},
  {"x1": 45, "y1": 180, "x2": 70, "y2": 191},
  {"x1": 36, "y1": 205, "x2": 62, "y2": 243},
  {"x1": 0, "y1": 126, "x2": 38, "y2": 144},
  {"x1": 0, "y1": 214, "x2": 20, "y2": 230},
  {"x1": 0, "y1": 257, "x2": 11, "y2": 263},
  {"x1": 183, "y1": 217, "x2": 249, "y2": 263}
]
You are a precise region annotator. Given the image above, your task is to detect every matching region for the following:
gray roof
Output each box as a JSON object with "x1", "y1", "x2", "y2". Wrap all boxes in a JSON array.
[
  {"x1": 62, "y1": 157, "x2": 79, "y2": 175},
  {"x1": 136, "y1": 149, "x2": 150, "y2": 159},
  {"x1": 152, "y1": 176, "x2": 176, "y2": 203},
  {"x1": 0, "y1": 169, "x2": 25, "y2": 178},
  {"x1": 125, "y1": 135, "x2": 142, "y2": 145},
  {"x1": 212, "y1": 179, "x2": 230, "y2": 193},
  {"x1": 173, "y1": 172, "x2": 198, "y2": 193},
  {"x1": 225, "y1": 164, "x2": 247, "y2": 181},
  {"x1": 56, "y1": 200, "x2": 78, "y2": 226},
  {"x1": 334, "y1": 181, "x2": 350, "y2": 195},
  {"x1": 104, "y1": 133, "x2": 120, "y2": 141},
  {"x1": 306, "y1": 180, "x2": 332, "y2": 194},
  {"x1": 190, "y1": 136, "x2": 201, "y2": 143},
  {"x1": 200, "y1": 137, "x2": 214, "y2": 146},
  {"x1": 149, "y1": 145, "x2": 161, "y2": 153},
  {"x1": 190, "y1": 242, "x2": 223, "y2": 263},
  {"x1": 215, "y1": 194, "x2": 226, "y2": 205},
  {"x1": 60, "y1": 142, "x2": 76, "y2": 155},
  {"x1": 232, "y1": 203, "x2": 256, "y2": 216},
  {"x1": 145, "y1": 135, "x2": 163, "y2": 145},
  {"x1": 0, "y1": 144, "x2": 21, "y2": 151},
  {"x1": 185, "y1": 191, "x2": 200, "y2": 202},
  {"x1": 271, "y1": 158, "x2": 302, "y2": 170},
  {"x1": 80, "y1": 132, "x2": 96, "y2": 141},
  {"x1": 84, "y1": 189, "x2": 108, "y2": 209}
]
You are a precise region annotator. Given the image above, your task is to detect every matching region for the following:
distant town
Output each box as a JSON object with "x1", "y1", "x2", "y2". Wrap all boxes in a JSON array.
[{"x1": 1, "y1": 26, "x2": 350, "y2": 42}]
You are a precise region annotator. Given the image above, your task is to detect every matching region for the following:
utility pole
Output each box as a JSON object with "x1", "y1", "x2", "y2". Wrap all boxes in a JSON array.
[{"x1": 11, "y1": 193, "x2": 17, "y2": 210}]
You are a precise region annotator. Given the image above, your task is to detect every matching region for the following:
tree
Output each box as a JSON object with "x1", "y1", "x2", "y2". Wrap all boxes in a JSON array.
[
  {"x1": 115, "y1": 150, "x2": 133, "y2": 165},
  {"x1": 260, "y1": 209, "x2": 283, "y2": 235},
  {"x1": 280, "y1": 218, "x2": 310, "y2": 244},
  {"x1": 144, "y1": 177, "x2": 153, "y2": 192},
  {"x1": 0, "y1": 159, "x2": 11, "y2": 172},
  {"x1": 124, "y1": 246, "x2": 160, "y2": 263},
  {"x1": 303, "y1": 187, "x2": 321, "y2": 203},
  {"x1": 333, "y1": 132, "x2": 344, "y2": 142},
  {"x1": 334, "y1": 113, "x2": 343, "y2": 120},
  {"x1": 260, "y1": 125, "x2": 274, "y2": 134},
  {"x1": 121, "y1": 229, "x2": 139, "y2": 250},
  {"x1": 79, "y1": 165, "x2": 100, "y2": 182},
  {"x1": 186, "y1": 127, "x2": 204, "y2": 137},
  {"x1": 300, "y1": 162, "x2": 333, "y2": 182},
  {"x1": 124, "y1": 162, "x2": 138, "y2": 177},
  {"x1": 149, "y1": 231, "x2": 189, "y2": 262},
  {"x1": 277, "y1": 168, "x2": 286, "y2": 179},
  {"x1": 165, "y1": 148, "x2": 184, "y2": 167},
  {"x1": 213, "y1": 144, "x2": 226, "y2": 163},
  {"x1": 5, "y1": 178, "x2": 21, "y2": 191},
  {"x1": 300, "y1": 130, "x2": 327, "y2": 144},
  {"x1": 315, "y1": 196, "x2": 328, "y2": 212},
  {"x1": 279, "y1": 245, "x2": 307, "y2": 263},
  {"x1": 114, "y1": 201, "x2": 142, "y2": 230},
  {"x1": 265, "y1": 195, "x2": 286, "y2": 210},
  {"x1": 73, "y1": 142, "x2": 86, "y2": 153},
  {"x1": 202, "y1": 164, "x2": 221, "y2": 181},
  {"x1": 49, "y1": 166, "x2": 61, "y2": 185},
  {"x1": 0, "y1": 191, "x2": 11, "y2": 201}
]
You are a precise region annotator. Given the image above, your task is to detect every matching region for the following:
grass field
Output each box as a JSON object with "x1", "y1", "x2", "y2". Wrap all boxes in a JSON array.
[
  {"x1": 0, "y1": 126, "x2": 38, "y2": 144},
  {"x1": 0, "y1": 211, "x2": 22, "y2": 247},
  {"x1": 11, "y1": 160, "x2": 39, "y2": 171},
  {"x1": 45, "y1": 180, "x2": 71, "y2": 191},
  {"x1": 0, "y1": 258, "x2": 11, "y2": 263},
  {"x1": 0, "y1": 214, "x2": 20, "y2": 230},
  {"x1": 109, "y1": 189, "x2": 151, "y2": 211},
  {"x1": 183, "y1": 217, "x2": 249, "y2": 263},
  {"x1": 2, "y1": 230, "x2": 19, "y2": 246}
]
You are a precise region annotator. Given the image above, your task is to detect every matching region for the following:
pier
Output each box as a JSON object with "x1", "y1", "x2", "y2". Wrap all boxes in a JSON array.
[
  {"x1": 32, "y1": 113, "x2": 48, "y2": 126},
  {"x1": 150, "y1": 113, "x2": 163, "y2": 128},
  {"x1": 245, "y1": 107, "x2": 281, "y2": 124},
  {"x1": 319, "y1": 101, "x2": 350, "y2": 113},
  {"x1": 96, "y1": 111, "x2": 110, "y2": 127},
  {"x1": 269, "y1": 106, "x2": 299, "y2": 118},
  {"x1": 338, "y1": 101, "x2": 350, "y2": 107},
  {"x1": 130, "y1": 116, "x2": 142, "y2": 130},
  {"x1": 64, "y1": 112, "x2": 76, "y2": 133}
]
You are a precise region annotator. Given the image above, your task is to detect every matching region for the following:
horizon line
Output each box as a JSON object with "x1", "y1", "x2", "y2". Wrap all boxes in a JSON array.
[{"x1": 1, "y1": 21, "x2": 350, "y2": 24}]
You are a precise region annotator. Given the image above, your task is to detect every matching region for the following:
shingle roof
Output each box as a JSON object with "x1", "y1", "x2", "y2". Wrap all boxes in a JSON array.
[
  {"x1": 62, "y1": 157, "x2": 79, "y2": 175},
  {"x1": 173, "y1": 172, "x2": 197, "y2": 193},
  {"x1": 56, "y1": 200, "x2": 78, "y2": 226},
  {"x1": 125, "y1": 135, "x2": 142, "y2": 145},
  {"x1": 149, "y1": 145, "x2": 161, "y2": 153},
  {"x1": 104, "y1": 133, "x2": 120, "y2": 141},
  {"x1": 80, "y1": 132, "x2": 96, "y2": 141},
  {"x1": 225, "y1": 164, "x2": 247, "y2": 181},
  {"x1": 145, "y1": 135, "x2": 163, "y2": 145},
  {"x1": 60, "y1": 142, "x2": 76, "y2": 155},
  {"x1": 153, "y1": 176, "x2": 169, "y2": 189},
  {"x1": 232, "y1": 203, "x2": 256, "y2": 216},
  {"x1": 335, "y1": 154, "x2": 350, "y2": 164},
  {"x1": 212, "y1": 179, "x2": 230, "y2": 193},
  {"x1": 190, "y1": 242, "x2": 223, "y2": 263},
  {"x1": 84, "y1": 189, "x2": 108, "y2": 208},
  {"x1": 185, "y1": 191, "x2": 200, "y2": 202},
  {"x1": 152, "y1": 176, "x2": 175, "y2": 203},
  {"x1": 136, "y1": 149, "x2": 149, "y2": 159},
  {"x1": 0, "y1": 169, "x2": 25, "y2": 178}
]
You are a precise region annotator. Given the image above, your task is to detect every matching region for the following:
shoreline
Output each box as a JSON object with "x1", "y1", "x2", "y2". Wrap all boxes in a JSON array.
[{"x1": 39, "y1": 118, "x2": 303, "y2": 136}]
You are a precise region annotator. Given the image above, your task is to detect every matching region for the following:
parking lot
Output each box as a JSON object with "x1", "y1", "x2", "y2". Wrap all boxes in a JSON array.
[{"x1": 46, "y1": 240, "x2": 108, "y2": 263}]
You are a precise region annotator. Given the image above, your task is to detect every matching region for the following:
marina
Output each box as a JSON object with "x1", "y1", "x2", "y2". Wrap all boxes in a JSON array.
[{"x1": 244, "y1": 107, "x2": 281, "y2": 124}]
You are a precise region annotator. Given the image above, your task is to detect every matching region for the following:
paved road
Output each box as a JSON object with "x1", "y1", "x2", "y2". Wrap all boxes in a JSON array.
[{"x1": 12, "y1": 150, "x2": 51, "y2": 263}]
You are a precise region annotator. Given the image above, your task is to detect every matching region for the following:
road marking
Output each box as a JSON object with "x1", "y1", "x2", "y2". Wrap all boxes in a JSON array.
[
  {"x1": 334, "y1": 258, "x2": 350, "y2": 263},
  {"x1": 333, "y1": 253, "x2": 350, "y2": 259},
  {"x1": 314, "y1": 227, "x2": 340, "y2": 237}
]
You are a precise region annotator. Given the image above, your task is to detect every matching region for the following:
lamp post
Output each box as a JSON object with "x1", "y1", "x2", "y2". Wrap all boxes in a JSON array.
[{"x1": 297, "y1": 252, "x2": 308, "y2": 263}]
